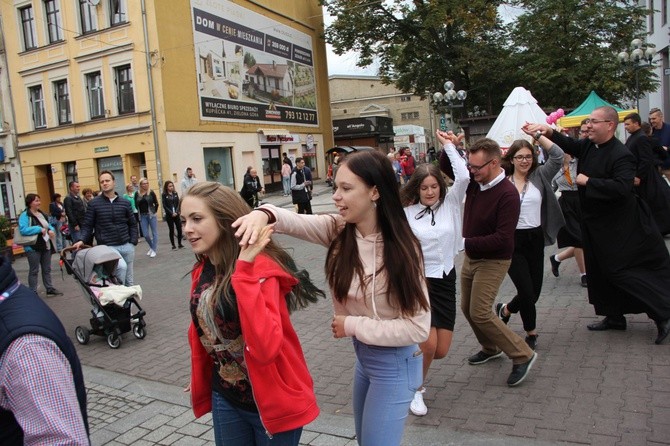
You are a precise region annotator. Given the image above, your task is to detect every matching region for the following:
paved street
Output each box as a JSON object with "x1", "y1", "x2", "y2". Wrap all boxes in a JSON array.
[{"x1": 13, "y1": 181, "x2": 670, "y2": 445}]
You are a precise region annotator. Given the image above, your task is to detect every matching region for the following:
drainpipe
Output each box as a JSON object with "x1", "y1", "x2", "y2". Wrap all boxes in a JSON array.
[{"x1": 141, "y1": 0, "x2": 162, "y2": 188}]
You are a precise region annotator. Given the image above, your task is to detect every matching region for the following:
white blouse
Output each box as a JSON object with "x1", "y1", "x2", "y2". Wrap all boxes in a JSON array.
[{"x1": 516, "y1": 180, "x2": 542, "y2": 229}]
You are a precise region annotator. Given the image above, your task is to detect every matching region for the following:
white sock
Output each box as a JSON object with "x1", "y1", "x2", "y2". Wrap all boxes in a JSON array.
[{"x1": 554, "y1": 254, "x2": 561, "y2": 263}]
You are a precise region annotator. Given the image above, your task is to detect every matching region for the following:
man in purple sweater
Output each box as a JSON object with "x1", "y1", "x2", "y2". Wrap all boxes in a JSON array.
[{"x1": 460, "y1": 138, "x2": 538, "y2": 387}]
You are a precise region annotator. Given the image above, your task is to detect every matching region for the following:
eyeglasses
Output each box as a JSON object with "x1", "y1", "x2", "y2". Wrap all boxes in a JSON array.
[
  {"x1": 513, "y1": 155, "x2": 533, "y2": 161},
  {"x1": 586, "y1": 118, "x2": 612, "y2": 125},
  {"x1": 579, "y1": 130, "x2": 589, "y2": 134},
  {"x1": 466, "y1": 159, "x2": 494, "y2": 172}
]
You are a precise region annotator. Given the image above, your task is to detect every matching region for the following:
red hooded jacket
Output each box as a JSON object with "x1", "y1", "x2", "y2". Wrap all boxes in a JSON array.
[{"x1": 188, "y1": 254, "x2": 319, "y2": 435}]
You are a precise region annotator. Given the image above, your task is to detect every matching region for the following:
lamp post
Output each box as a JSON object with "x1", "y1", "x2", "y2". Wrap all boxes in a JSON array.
[
  {"x1": 618, "y1": 39, "x2": 655, "y2": 111},
  {"x1": 432, "y1": 81, "x2": 467, "y2": 132}
]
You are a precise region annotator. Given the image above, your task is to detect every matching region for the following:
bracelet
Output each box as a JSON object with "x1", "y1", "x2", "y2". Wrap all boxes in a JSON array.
[
  {"x1": 252, "y1": 207, "x2": 276, "y2": 224},
  {"x1": 534, "y1": 131, "x2": 542, "y2": 141}
]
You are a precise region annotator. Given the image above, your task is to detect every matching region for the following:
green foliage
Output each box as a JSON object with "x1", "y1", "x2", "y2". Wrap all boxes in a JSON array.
[
  {"x1": 0, "y1": 215, "x2": 10, "y2": 246},
  {"x1": 322, "y1": 0, "x2": 656, "y2": 113},
  {"x1": 243, "y1": 52, "x2": 256, "y2": 68}
]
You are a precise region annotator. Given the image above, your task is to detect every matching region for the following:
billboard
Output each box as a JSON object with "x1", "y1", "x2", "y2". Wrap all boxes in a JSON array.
[{"x1": 190, "y1": 0, "x2": 318, "y2": 126}]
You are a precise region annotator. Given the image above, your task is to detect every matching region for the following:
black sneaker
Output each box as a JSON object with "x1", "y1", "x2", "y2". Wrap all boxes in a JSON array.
[
  {"x1": 549, "y1": 255, "x2": 561, "y2": 277},
  {"x1": 507, "y1": 352, "x2": 537, "y2": 387},
  {"x1": 468, "y1": 350, "x2": 503, "y2": 365},
  {"x1": 580, "y1": 275, "x2": 588, "y2": 287},
  {"x1": 525, "y1": 334, "x2": 538, "y2": 350},
  {"x1": 496, "y1": 302, "x2": 510, "y2": 324},
  {"x1": 46, "y1": 288, "x2": 63, "y2": 296},
  {"x1": 172, "y1": 246, "x2": 177, "y2": 250}
]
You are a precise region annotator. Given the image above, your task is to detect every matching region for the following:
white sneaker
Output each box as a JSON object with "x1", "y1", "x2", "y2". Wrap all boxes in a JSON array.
[
  {"x1": 410, "y1": 389, "x2": 427, "y2": 416},
  {"x1": 146, "y1": 249, "x2": 152, "y2": 256},
  {"x1": 149, "y1": 250, "x2": 156, "y2": 258}
]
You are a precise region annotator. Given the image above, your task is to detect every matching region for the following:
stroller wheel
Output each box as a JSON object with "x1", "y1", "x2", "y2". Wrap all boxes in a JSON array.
[
  {"x1": 106, "y1": 333, "x2": 122, "y2": 349},
  {"x1": 132, "y1": 324, "x2": 146, "y2": 340},
  {"x1": 75, "y1": 326, "x2": 90, "y2": 345}
]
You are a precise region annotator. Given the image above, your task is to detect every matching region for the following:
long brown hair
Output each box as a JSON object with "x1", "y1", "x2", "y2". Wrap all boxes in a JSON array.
[
  {"x1": 400, "y1": 163, "x2": 448, "y2": 208},
  {"x1": 502, "y1": 139, "x2": 538, "y2": 177},
  {"x1": 325, "y1": 151, "x2": 429, "y2": 316}
]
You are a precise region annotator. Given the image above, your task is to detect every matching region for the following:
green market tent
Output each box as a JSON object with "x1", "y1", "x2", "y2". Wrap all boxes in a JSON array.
[{"x1": 558, "y1": 90, "x2": 636, "y2": 128}]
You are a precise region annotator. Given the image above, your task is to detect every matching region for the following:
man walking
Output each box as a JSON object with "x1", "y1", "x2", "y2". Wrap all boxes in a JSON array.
[
  {"x1": 649, "y1": 108, "x2": 670, "y2": 181},
  {"x1": 460, "y1": 138, "x2": 537, "y2": 387},
  {"x1": 291, "y1": 157, "x2": 312, "y2": 214},
  {"x1": 181, "y1": 167, "x2": 198, "y2": 193},
  {"x1": 63, "y1": 181, "x2": 86, "y2": 243},
  {"x1": 0, "y1": 255, "x2": 89, "y2": 445},
  {"x1": 527, "y1": 106, "x2": 670, "y2": 344},
  {"x1": 73, "y1": 171, "x2": 138, "y2": 286},
  {"x1": 624, "y1": 112, "x2": 670, "y2": 235}
]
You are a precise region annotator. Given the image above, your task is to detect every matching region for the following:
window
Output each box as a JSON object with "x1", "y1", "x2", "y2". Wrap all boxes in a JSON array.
[
  {"x1": 649, "y1": 0, "x2": 655, "y2": 34},
  {"x1": 44, "y1": 0, "x2": 63, "y2": 43},
  {"x1": 114, "y1": 65, "x2": 134, "y2": 114},
  {"x1": 400, "y1": 95, "x2": 412, "y2": 102},
  {"x1": 29, "y1": 86, "x2": 47, "y2": 129},
  {"x1": 79, "y1": 0, "x2": 97, "y2": 34},
  {"x1": 65, "y1": 162, "x2": 78, "y2": 185},
  {"x1": 54, "y1": 80, "x2": 71, "y2": 124},
  {"x1": 110, "y1": 0, "x2": 127, "y2": 26},
  {"x1": 401, "y1": 111, "x2": 419, "y2": 120},
  {"x1": 85, "y1": 72, "x2": 105, "y2": 119},
  {"x1": 663, "y1": 0, "x2": 667, "y2": 26},
  {"x1": 19, "y1": 6, "x2": 37, "y2": 50}
]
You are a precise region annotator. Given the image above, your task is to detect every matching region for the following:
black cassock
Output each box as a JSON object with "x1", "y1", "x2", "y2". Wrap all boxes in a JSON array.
[
  {"x1": 551, "y1": 132, "x2": 670, "y2": 320},
  {"x1": 625, "y1": 129, "x2": 670, "y2": 235}
]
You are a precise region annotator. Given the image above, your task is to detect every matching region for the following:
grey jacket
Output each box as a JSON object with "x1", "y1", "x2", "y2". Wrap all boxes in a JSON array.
[{"x1": 528, "y1": 143, "x2": 566, "y2": 246}]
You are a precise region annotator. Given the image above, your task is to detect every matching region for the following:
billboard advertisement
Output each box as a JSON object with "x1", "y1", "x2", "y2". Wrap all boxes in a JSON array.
[{"x1": 190, "y1": 0, "x2": 318, "y2": 126}]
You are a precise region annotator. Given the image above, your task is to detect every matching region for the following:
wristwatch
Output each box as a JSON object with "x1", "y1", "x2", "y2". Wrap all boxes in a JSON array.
[{"x1": 534, "y1": 131, "x2": 542, "y2": 141}]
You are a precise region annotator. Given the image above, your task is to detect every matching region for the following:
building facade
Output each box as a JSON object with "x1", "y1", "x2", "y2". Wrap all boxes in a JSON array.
[
  {"x1": 0, "y1": 28, "x2": 21, "y2": 218},
  {"x1": 643, "y1": 1, "x2": 670, "y2": 117},
  {"x1": 0, "y1": 0, "x2": 331, "y2": 216}
]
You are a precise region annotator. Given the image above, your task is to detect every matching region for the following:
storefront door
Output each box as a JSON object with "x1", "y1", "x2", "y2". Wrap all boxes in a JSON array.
[{"x1": 261, "y1": 145, "x2": 282, "y2": 192}]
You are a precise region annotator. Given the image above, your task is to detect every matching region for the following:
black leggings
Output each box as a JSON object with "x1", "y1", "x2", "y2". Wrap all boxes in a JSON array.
[
  {"x1": 165, "y1": 213, "x2": 183, "y2": 247},
  {"x1": 506, "y1": 227, "x2": 545, "y2": 332}
]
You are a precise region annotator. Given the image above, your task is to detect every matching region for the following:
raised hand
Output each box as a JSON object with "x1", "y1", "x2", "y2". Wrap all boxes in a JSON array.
[{"x1": 238, "y1": 225, "x2": 273, "y2": 263}]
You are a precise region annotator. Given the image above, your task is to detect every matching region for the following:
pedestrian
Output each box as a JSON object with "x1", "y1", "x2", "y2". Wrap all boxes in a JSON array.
[
  {"x1": 283, "y1": 152, "x2": 293, "y2": 170},
  {"x1": 290, "y1": 157, "x2": 312, "y2": 214},
  {"x1": 82, "y1": 188, "x2": 94, "y2": 207},
  {"x1": 135, "y1": 178, "x2": 159, "y2": 258},
  {"x1": 18, "y1": 194, "x2": 63, "y2": 296},
  {"x1": 525, "y1": 106, "x2": 670, "y2": 344},
  {"x1": 649, "y1": 107, "x2": 670, "y2": 182},
  {"x1": 0, "y1": 255, "x2": 89, "y2": 445},
  {"x1": 303, "y1": 163, "x2": 313, "y2": 200},
  {"x1": 233, "y1": 150, "x2": 430, "y2": 446},
  {"x1": 281, "y1": 159, "x2": 292, "y2": 196},
  {"x1": 624, "y1": 112, "x2": 670, "y2": 235},
  {"x1": 388, "y1": 152, "x2": 402, "y2": 186},
  {"x1": 161, "y1": 180, "x2": 183, "y2": 250},
  {"x1": 548, "y1": 119, "x2": 589, "y2": 286},
  {"x1": 181, "y1": 182, "x2": 322, "y2": 446},
  {"x1": 123, "y1": 183, "x2": 141, "y2": 241},
  {"x1": 495, "y1": 134, "x2": 565, "y2": 350},
  {"x1": 400, "y1": 130, "x2": 468, "y2": 416},
  {"x1": 49, "y1": 193, "x2": 67, "y2": 252},
  {"x1": 181, "y1": 167, "x2": 198, "y2": 194},
  {"x1": 460, "y1": 137, "x2": 537, "y2": 386},
  {"x1": 73, "y1": 170, "x2": 138, "y2": 286},
  {"x1": 400, "y1": 148, "x2": 416, "y2": 183},
  {"x1": 130, "y1": 174, "x2": 140, "y2": 193},
  {"x1": 240, "y1": 166, "x2": 264, "y2": 208},
  {"x1": 64, "y1": 181, "x2": 86, "y2": 243}
]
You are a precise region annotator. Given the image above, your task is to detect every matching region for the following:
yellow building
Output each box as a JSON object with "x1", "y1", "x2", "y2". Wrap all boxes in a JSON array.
[{"x1": 1, "y1": 0, "x2": 332, "y2": 214}]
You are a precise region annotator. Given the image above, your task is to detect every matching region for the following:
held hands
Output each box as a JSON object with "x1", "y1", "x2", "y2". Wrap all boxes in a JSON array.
[
  {"x1": 576, "y1": 173, "x2": 589, "y2": 186},
  {"x1": 436, "y1": 130, "x2": 464, "y2": 146},
  {"x1": 521, "y1": 122, "x2": 552, "y2": 138},
  {"x1": 238, "y1": 225, "x2": 273, "y2": 263},
  {"x1": 232, "y1": 209, "x2": 270, "y2": 247},
  {"x1": 331, "y1": 315, "x2": 347, "y2": 338}
]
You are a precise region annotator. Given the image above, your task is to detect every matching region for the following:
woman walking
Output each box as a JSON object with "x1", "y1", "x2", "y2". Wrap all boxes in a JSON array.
[
  {"x1": 162, "y1": 181, "x2": 183, "y2": 250},
  {"x1": 123, "y1": 183, "x2": 141, "y2": 242},
  {"x1": 400, "y1": 130, "x2": 468, "y2": 416},
  {"x1": 496, "y1": 133, "x2": 565, "y2": 350},
  {"x1": 18, "y1": 194, "x2": 63, "y2": 296},
  {"x1": 233, "y1": 150, "x2": 430, "y2": 446},
  {"x1": 281, "y1": 159, "x2": 292, "y2": 196},
  {"x1": 135, "y1": 178, "x2": 159, "y2": 257},
  {"x1": 181, "y1": 182, "x2": 322, "y2": 446}
]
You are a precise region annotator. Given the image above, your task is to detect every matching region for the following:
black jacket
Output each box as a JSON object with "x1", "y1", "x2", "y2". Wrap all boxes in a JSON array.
[
  {"x1": 78, "y1": 193, "x2": 138, "y2": 246},
  {"x1": 63, "y1": 193, "x2": 86, "y2": 228},
  {"x1": 162, "y1": 192, "x2": 180, "y2": 216},
  {"x1": 134, "y1": 190, "x2": 159, "y2": 215}
]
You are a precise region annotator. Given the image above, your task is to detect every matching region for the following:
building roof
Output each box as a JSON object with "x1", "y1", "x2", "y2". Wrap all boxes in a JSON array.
[{"x1": 247, "y1": 63, "x2": 288, "y2": 79}]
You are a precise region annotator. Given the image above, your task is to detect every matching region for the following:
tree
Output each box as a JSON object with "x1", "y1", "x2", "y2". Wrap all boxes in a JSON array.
[
  {"x1": 321, "y1": 0, "x2": 517, "y2": 118},
  {"x1": 508, "y1": 0, "x2": 655, "y2": 110}
]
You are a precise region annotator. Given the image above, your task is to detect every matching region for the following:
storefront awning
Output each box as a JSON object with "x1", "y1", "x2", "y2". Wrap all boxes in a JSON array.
[{"x1": 257, "y1": 128, "x2": 291, "y2": 136}]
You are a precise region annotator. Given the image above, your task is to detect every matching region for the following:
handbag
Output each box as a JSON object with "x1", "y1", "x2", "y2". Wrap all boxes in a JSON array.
[{"x1": 13, "y1": 226, "x2": 38, "y2": 246}]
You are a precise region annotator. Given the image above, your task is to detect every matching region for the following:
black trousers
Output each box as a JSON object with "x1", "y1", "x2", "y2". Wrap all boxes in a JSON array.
[
  {"x1": 165, "y1": 213, "x2": 183, "y2": 247},
  {"x1": 506, "y1": 227, "x2": 545, "y2": 332},
  {"x1": 296, "y1": 201, "x2": 312, "y2": 214}
]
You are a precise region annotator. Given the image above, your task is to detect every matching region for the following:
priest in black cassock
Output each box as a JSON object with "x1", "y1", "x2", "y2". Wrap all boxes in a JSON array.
[{"x1": 523, "y1": 106, "x2": 670, "y2": 345}]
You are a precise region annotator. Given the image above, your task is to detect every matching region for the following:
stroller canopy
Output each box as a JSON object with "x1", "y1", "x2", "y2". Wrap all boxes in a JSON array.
[{"x1": 73, "y1": 245, "x2": 122, "y2": 283}]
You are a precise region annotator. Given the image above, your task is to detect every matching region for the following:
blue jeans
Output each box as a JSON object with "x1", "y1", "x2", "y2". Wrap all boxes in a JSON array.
[
  {"x1": 110, "y1": 242, "x2": 135, "y2": 286},
  {"x1": 282, "y1": 176, "x2": 291, "y2": 195},
  {"x1": 49, "y1": 217, "x2": 65, "y2": 251},
  {"x1": 352, "y1": 338, "x2": 422, "y2": 446},
  {"x1": 211, "y1": 391, "x2": 302, "y2": 446},
  {"x1": 140, "y1": 214, "x2": 158, "y2": 252}
]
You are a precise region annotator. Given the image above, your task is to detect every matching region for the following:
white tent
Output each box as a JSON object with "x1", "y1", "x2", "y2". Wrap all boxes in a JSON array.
[{"x1": 485, "y1": 87, "x2": 548, "y2": 150}]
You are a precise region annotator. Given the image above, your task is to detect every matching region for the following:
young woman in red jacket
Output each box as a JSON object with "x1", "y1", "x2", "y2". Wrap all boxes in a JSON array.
[{"x1": 181, "y1": 182, "x2": 323, "y2": 445}]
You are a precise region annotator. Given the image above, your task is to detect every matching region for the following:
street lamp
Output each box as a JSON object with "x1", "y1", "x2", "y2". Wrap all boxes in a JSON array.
[
  {"x1": 432, "y1": 81, "x2": 467, "y2": 131},
  {"x1": 618, "y1": 39, "x2": 655, "y2": 111}
]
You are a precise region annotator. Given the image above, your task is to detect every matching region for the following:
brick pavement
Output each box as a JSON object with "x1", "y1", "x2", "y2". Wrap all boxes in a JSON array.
[{"x1": 13, "y1": 181, "x2": 670, "y2": 445}]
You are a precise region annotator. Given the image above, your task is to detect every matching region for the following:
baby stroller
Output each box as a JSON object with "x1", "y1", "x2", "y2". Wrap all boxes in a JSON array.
[{"x1": 61, "y1": 245, "x2": 147, "y2": 349}]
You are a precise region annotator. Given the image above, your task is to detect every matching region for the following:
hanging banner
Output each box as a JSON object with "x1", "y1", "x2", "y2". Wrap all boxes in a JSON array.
[{"x1": 191, "y1": 0, "x2": 318, "y2": 126}]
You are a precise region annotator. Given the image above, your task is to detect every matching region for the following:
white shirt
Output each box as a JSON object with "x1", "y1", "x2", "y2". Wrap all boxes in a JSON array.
[
  {"x1": 405, "y1": 142, "x2": 469, "y2": 278},
  {"x1": 516, "y1": 181, "x2": 542, "y2": 229}
]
